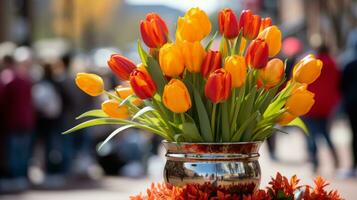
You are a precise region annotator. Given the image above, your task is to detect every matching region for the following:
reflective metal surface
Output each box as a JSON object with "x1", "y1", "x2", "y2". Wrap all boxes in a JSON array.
[{"x1": 163, "y1": 141, "x2": 262, "y2": 194}]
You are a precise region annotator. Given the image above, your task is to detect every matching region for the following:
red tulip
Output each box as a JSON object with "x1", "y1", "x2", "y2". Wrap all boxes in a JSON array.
[
  {"x1": 140, "y1": 13, "x2": 169, "y2": 48},
  {"x1": 129, "y1": 68, "x2": 157, "y2": 99},
  {"x1": 218, "y1": 8, "x2": 239, "y2": 39},
  {"x1": 245, "y1": 38, "x2": 269, "y2": 69},
  {"x1": 260, "y1": 17, "x2": 272, "y2": 32},
  {"x1": 107, "y1": 54, "x2": 136, "y2": 80},
  {"x1": 238, "y1": 10, "x2": 261, "y2": 40},
  {"x1": 201, "y1": 51, "x2": 222, "y2": 78},
  {"x1": 205, "y1": 69, "x2": 232, "y2": 104}
]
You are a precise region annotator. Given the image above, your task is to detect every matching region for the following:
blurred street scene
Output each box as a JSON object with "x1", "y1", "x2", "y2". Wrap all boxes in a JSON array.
[{"x1": 0, "y1": 0, "x2": 357, "y2": 199}]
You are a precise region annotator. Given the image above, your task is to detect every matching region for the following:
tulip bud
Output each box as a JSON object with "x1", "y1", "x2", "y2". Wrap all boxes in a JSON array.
[
  {"x1": 205, "y1": 69, "x2": 232, "y2": 103},
  {"x1": 277, "y1": 111, "x2": 296, "y2": 126},
  {"x1": 286, "y1": 86, "x2": 315, "y2": 116},
  {"x1": 163, "y1": 79, "x2": 192, "y2": 113},
  {"x1": 140, "y1": 13, "x2": 169, "y2": 48},
  {"x1": 159, "y1": 43, "x2": 185, "y2": 77},
  {"x1": 258, "y1": 25, "x2": 282, "y2": 57},
  {"x1": 238, "y1": 10, "x2": 261, "y2": 40},
  {"x1": 245, "y1": 38, "x2": 269, "y2": 69},
  {"x1": 224, "y1": 55, "x2": 247, "y2": 88},
  {"x1": 178, "y1": 40, "x2": 206, "y2": 73},
  {"x1": 101, "y1": 99, "x2": 129, "y2": 119},
  {"x1": 129, "y1": 68, "x2": 157, "y2": 99},
  {"x1": 115, "y1": 85, "x2": 143, "y2": 106},
  {"x1": 75, "y1": 73, "x2": 104, "y2": 96},
  {"x1": 107, "y1": 54, "x2": 136, "y2": 80},
  {"x1": 176, "y1": 8, "x2": 211, "y2": 42},
  {"x1": 218, "y1": 8, "x2": 239, "y2": 39},
  {"x1": 201, "y1": 51, "x2": 222, "y2": 78},
  {"x1": 293, "y1": 54, "x2": 323, "y2": 85},
  {"x1": 258, "y1": 58, "x2": 284, "y2": 89},
  {"x1": 260, "y1": 17, "x2": 272, "y2": 32}
]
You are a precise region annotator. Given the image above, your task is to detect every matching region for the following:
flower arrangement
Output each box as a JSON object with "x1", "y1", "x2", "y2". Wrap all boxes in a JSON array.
[
  {"x1": 64, "y1": 8, "x2": 323, "y2": 146},
  {"x1": 130, "y1": 173, "x2": 343, "y2": 200}
]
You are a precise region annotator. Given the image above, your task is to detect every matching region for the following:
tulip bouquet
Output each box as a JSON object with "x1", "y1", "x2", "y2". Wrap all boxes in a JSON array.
[{"x1": 65, "y1": 8, "x2": 322, "y2": 147}]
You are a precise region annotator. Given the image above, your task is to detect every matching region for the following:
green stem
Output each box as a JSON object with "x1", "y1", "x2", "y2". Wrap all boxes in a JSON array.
[
  {"x1": 180, "y1": 113, "x2": 185, "y2": 124},
  {"x1": 211, "y1": 103, "x2": 217, "y2": 139},
  {"x1": 229, "y1": 88, "x2": 236, "y2": 120}
]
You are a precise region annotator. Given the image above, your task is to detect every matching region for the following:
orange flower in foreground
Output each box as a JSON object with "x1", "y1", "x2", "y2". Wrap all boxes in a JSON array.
[
  {"x1": 218, "y1": 8, "x2": 239, "y2": 39},
  {"x1": 239, "y1": 10, "x2": 261, "y2": 40},
  {"x1": 107, "y1": 54, "x2": 136, "y2": 80},
  {"x1": 224, "y1": 55, "x2": 247, "y2": 88},
  {"x1": 163, "y1": 79, "x2": 192, "y2": 113},
  {"x1": 205, "y1": 69, "x2": 232, "y2": 103},
  {"x1": 245, "y1": 38, "x2": 269, "y2": 69},
  {"x1": 101, "y1": 99, "x2": 129, "y2": 119},
  {"x1": 140, "y1": 13, "x2": 168, "y2": 48},
  {"x1": 129, "y1": 68, "x2": 157, "y2": 99},
  {"x1": 293, "y1": 54, "x2": 323, "y2": 85},
  {"x1": 286, "y1": 86, "x2": 315, "y2": 116},
  {"x1": 75, "y1": 73, "x2": 104, "y2": 96},
  {"x1": 115, "y1": 85, "x2": 142, "y2": 106},
  {"x1": 258, "y1": 58, "x2": 284, "y2": 89}
]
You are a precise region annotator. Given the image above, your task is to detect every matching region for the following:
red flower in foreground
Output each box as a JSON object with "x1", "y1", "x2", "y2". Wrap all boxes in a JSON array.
[
  {"x1": 131, "y1": 174, "x2": 343, "y2": 200},
  {"x1": 140, "y1": 13, "x2": 169, "y2": 48}
]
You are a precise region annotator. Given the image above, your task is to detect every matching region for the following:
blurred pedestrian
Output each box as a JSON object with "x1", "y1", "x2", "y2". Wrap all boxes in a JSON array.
[
  {"x1": 0, "y1": 55, "x2": 34, "y2": 190},
  {"x1": 303, "y1": 44, "x2": 341, "y2": 173},
  {"x1": 341, "y1": 29, "x2": 357, "y2": 177}
]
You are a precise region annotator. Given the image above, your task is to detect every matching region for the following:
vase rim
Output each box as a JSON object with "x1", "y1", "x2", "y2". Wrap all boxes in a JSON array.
[{"x1": 162, "y1": 140, "x2": 263, "y2": 145}]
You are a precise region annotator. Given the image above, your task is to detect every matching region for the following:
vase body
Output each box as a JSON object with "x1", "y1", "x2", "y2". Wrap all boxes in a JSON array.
[{"x1": 163, "y1": 141, "x2": 262, "y2": 194}]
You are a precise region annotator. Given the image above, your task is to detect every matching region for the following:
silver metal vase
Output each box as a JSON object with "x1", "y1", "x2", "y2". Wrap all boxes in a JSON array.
[{"x1": 163, "y1": 141, "x2": 262, "y2": 194}]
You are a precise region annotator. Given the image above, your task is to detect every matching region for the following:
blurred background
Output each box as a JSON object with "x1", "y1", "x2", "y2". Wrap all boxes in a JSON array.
[{"x1": 0, "y1": 0, "x2": 357, "y2": 199}]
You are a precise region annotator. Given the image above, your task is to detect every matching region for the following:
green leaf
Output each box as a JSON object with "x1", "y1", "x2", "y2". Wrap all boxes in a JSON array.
[
  {"x1": 193, "y1": 86, "x2": 213, "y2": 142},
  {"x1": 181, "y1": 122, "x2": 203, "y2": 142},
  {"x1": 97, "y1": 125, "x2": 135, "y2": 150},
  {"x1": 119, "y1": 94, "x2": 134, "y2": 106},
  {"x1": 286, "y1": 117, "x2": 309, "y2": 135},
  {"x1": 63, "y1": 118, "x2": 126, "y2": 134},
  {"x1": 146, "y1": 56, "x2": 167, "y2": 95},
  {"x1": 132, "y1": 106, "x2": 155, "y2": 120},
  {"x1": 76, "y1": 109, "x2": 108, "y2": 119},
  {"x1": 221, "y1": 102, "x2": 230, "y2": 142},
  {"x1": 233, "y1": 30, "x2": 243, "y2": 55},
  {"x1": 205, "y1": 31, "x2": 218, "y2": 51},
  {"x1": 137, "y1": 40, "x2": 148, "y2": 65},
  {"x1": 231, "y1": 111, "x2": 259, "y2": 141}
]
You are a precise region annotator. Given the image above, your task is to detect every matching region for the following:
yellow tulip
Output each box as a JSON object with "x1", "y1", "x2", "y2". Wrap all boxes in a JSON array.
[
  {"x1": 178, "y1": 40, "x2": 206, "y2": 73},
  {"x1": 176, "y1": 8, "x2": 211, "y2": 42},
  {"x1": 258, "y1": 25, "x2": 282, "y2": 57},
  {"x1": 224, "y1": 55, "x2": 247, "y2": 88},
  {"x1": 159, "y1": 43, "x2": 185, "y2": 77},
  {"x1": 258, "y1": 58, "x2": 284, "y2": 89},
  {"x1": 163, "y1": 79, "x2": 192, "y2": 113},
  {"x1": 277, "y1": 112, "x2": 296, "y2": 126},
  {"x1": 293, "y1": 54, "x2": 323, "y2": 84},
  {"x1": 101, "y1": 99, "x2": 129, "y2": 119},
  {"x1": 285, "y1": 86, "x2": 315, "y2": 116},
  {"x1": 75, "y1": 73, "x2": 104, "y2": 96},
  {"x1": 115, "y1": 85, "x2": 143, "y2": 106}
]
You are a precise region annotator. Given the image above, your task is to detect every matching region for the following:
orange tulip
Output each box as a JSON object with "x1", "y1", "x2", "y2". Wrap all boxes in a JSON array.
[
  {"x1": 258, "y1": 25, "x2": 282, "y2": 57},
  {"x1": 277, "y1": 111, "x2": 296, "y2": 126},
  {"x1": 107, "y1": 54, "x2": 136, "y2": 80},
  {"x1": 115, "y1": 85, "x2": 143, "y2": 106},
  {"x1": 176, "y1": 8, "x2": 211, "y2": 42},
  {"x1": 129, "y1": 68, "x2": 157, "y2": 99},
  {"x1": 140, "y1": 13, "x2": 169, "y2": 48},
  {"x1": 205, "y1": 69, "x2": 232, "y2": 103},
  {"x1": 201, "y1": 51, "x2": 222, "y2": 78},
  {"x1": 258, "y1": 58, "x2": 284, "y2": 89},
  {"x1": 218, "y1": 8, "x2": 239, "y2": 39},
  {"x1": 75, "y1": 73, "x2": 104, "y2": 96},
  {"x1": 260, "y1": 17, "x2": 272, "y2": 32},
  {"x1": 293, "y1": 54, "x2": 323, "y2": 84},
  {"x1": 101, "y1": 99, "x2": 129, "y2": 119},
  {"x1": 224, "y1": 55, "x2": 247, "y2": 88},
  {"x1": 245, "y1": 38, "x2": 269, "y2": 69},
  {"x1": 238, "y1": 10, "x2": 261, "y2": 40},
  {"x1": 159, "y1": 43, "x2": 185, "y2": 77},
  {"x1": 163, "y1": 79, "x2": 192, "y2": 113},
  {"x1": 285, "y1": 86, "x2": 315, "y2": 116}
]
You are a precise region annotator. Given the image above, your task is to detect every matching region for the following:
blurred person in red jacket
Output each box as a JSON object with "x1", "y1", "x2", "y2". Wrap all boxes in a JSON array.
[
  {"x1": 303, "y1": 44, "x2": 341, "y2": 173},
  {"x1": 0, "y1": 55, "x2": 34, "y2": 190}
]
